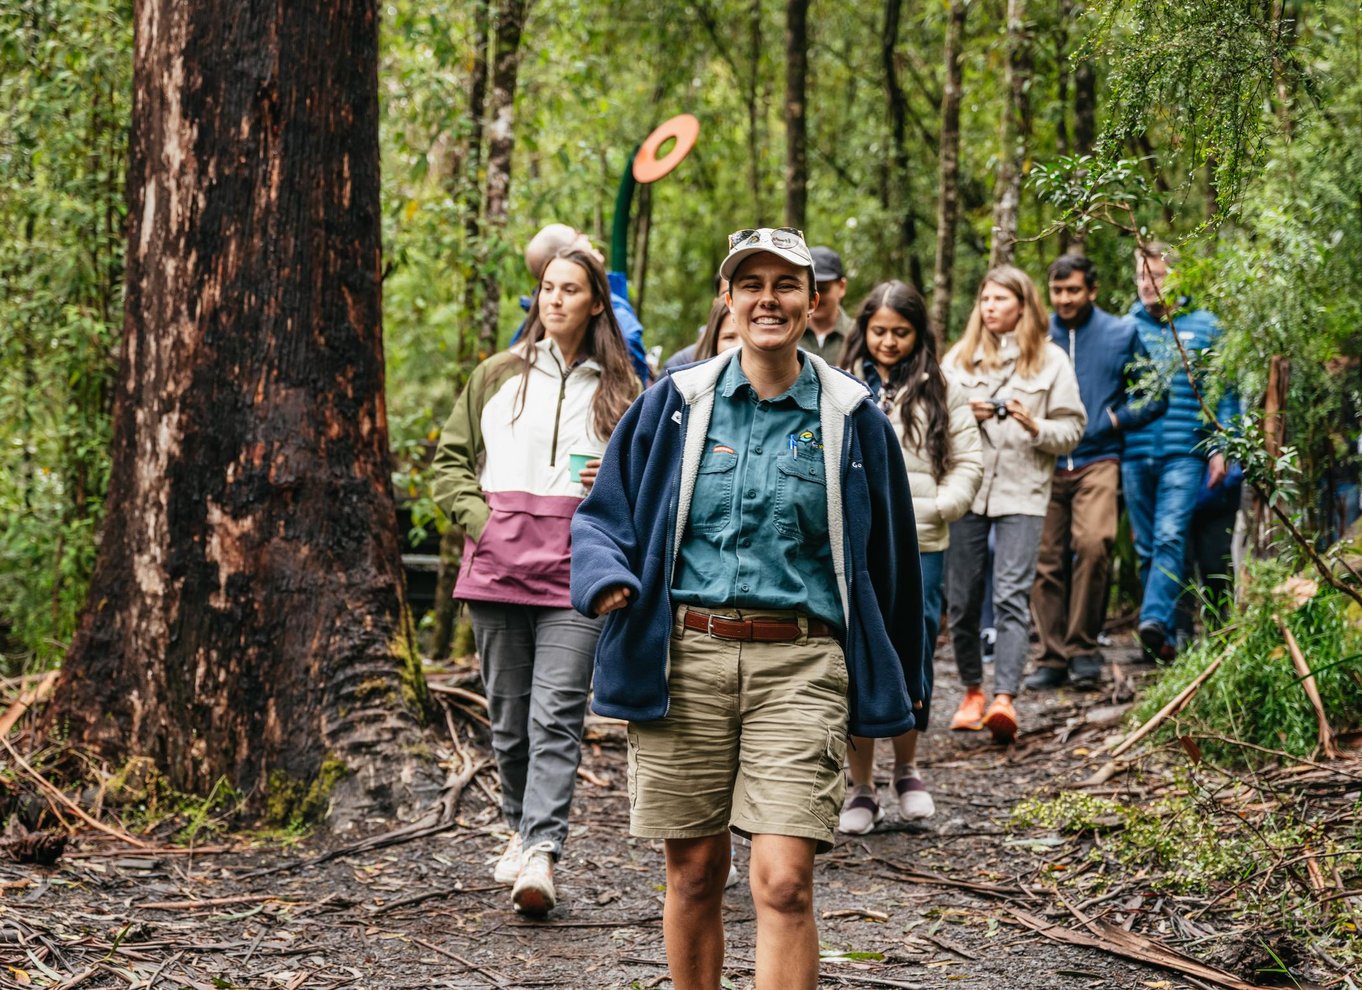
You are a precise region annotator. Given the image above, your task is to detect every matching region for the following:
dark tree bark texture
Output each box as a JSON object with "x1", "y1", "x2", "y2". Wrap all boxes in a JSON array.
[
  {"x1": 784, "y1": 0, "x2": 808, "y2": 230},
  {"x1": 881, "y1": 0, "x2": 922, "y2": 290},
  {"x1": 54, "y1": 0, "x2": 437, "y2": 826},
  {"x1": 930, "y1": 0, "x2": 968, "y2": 339}
]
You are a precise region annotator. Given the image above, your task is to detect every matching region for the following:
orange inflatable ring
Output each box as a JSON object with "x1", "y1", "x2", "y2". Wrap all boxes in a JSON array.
[{"x1": 632, "y1": 113, "x2": 700, "y2": 184}]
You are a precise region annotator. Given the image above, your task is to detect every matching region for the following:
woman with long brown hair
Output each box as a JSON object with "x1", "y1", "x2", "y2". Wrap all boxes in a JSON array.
[
  {"x1": 942, "y1": 266, "x2": 1085, "y2": 744},
  {"x1": 835, "y1": 280, "x2": 982, "y2": 832},
  {"x1": 432, "y1": 247, "x2": 638, "y2": 917}
]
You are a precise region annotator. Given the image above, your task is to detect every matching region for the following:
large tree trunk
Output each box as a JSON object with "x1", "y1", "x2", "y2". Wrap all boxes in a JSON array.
[
  {"x1": 990, "y1": 0, "x2": 1030, "y2": 268},
  {"x1": 930, "y1": 0, "x2": 968, "y2": 339},
  {"x1": 881, "y1": 0, "x2": 922, "y2": 289},
  {"x1": 53, "y1": 0, "x2": 437, "y2": 827},
  {"x1": 476, "y1": 0, "x2": 532, "y2": 357},
  {"x1": 783, "y1": 0, "x2": 808, "y2": 230}
]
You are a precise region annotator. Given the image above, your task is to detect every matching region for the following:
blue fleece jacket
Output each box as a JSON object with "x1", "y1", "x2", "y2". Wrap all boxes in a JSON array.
[
  {"x1": 570, "y1": 349, "x2": 927, "y2": 738},
  {"x1": 1049, "y1": 304, "x2": 1168, "y2": 471},
  {"x1": 1123, "y1": 300, "x2": 1238, "y2": 461}
]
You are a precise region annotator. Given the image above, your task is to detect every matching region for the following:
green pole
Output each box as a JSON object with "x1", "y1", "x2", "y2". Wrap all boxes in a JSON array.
[{"x1": 609, "y1": 145, "x2": 640, "y2": 277}]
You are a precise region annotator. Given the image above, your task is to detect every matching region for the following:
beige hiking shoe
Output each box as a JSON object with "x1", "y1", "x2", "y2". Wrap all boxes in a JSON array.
[
  {"x1": 492, "y1": 833, "x2": 523, "y2": 886},
  {"x1": 511, "y1": 841, "x2": 557, "y2": 917}
]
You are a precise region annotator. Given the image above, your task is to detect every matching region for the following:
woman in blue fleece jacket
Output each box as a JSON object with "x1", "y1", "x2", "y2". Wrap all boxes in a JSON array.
[{"x1": 571, "y1": 227, "x2": 923, "y2": 990}]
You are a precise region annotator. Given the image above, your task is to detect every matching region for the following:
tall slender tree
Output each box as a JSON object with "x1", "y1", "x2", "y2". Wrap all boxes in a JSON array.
[
  {"x1": 931, "y1": 0, "x2": 969, "y2": 338},
  {"x1": 477, "y1": 0, "x2": 533, "y2": 357},
  {"x1": 52, "y1": 0, "x2": 437, "y2": 824},
  {"x1": 784, "y1": 0, "x2": 809, "y2": 230},
  {"x1": 881, "y1": 0, "x2": 923, "y2": 289},
  {"x1": 990, "y1": 0, "x2": 1031, "y2": 267}
]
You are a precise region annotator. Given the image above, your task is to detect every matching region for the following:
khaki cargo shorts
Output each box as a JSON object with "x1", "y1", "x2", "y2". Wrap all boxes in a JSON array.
[{"x1": 626, "y1": 606, "x2": 849, "y2": 853}]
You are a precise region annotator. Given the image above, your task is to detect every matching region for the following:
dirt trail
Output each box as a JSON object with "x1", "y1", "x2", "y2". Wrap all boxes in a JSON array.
[{"x1": 3, "y1": 644, "x2": 1204, "y2": 989}]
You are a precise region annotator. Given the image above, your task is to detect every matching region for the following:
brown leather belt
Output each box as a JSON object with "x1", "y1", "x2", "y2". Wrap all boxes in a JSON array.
[{"x1": 682, "y1": 609, "x2": 831, "y2": 642}]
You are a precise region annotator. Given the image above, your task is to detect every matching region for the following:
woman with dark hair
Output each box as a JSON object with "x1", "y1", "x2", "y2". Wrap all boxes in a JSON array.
[
  {"x1": 695, "y1": 296, "x2": 741, "y2": 361},
  {"x1": 942, "y1": 266, "x2": 1085, "y2": 743},
  {"x1": 836, "y1": 281, "x2": 982, "y2": 833},
  {"x1": 432, "y1": 247, "x2": 639, "y2": 917}
]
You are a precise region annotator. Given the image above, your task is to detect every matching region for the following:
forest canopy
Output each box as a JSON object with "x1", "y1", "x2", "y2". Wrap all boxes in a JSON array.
[{"x1": 2, "y1": 0, "x2": 1360, "y2": 671}]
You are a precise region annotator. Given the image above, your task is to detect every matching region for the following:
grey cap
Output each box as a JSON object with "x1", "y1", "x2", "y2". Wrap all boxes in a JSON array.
[{"x1": 810, "y1": 246, "x2": 845, "y2": 282}]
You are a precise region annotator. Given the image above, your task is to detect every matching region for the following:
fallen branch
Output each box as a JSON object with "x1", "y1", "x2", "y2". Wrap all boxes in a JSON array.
[
  {"x1": 0, "y1": 669, "x2": 59, "y2": 738},
  {"x1": 0, "y1": 736, "x2": 150, "y2": 849},
  {"x1": 1108, "y1": 655, "x2": 1224, "y2": 758},
  {"x1": 1275, "y1": 614, "x2": 1340, "y2": 759},
  {"x1": 426, "y1": 683, "x2": 489, "y2": 709},
  {"x1": 1007, "y1": 907, "x2": 1274, "y2": 990},
  {"x1": 137, "y1": 894, "x2": 296, "y2": 911}
]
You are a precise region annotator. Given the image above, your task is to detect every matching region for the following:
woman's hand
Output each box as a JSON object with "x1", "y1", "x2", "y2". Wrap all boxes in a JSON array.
[
  {"x1": 578, "y1": 458, "x2": 603, "y2": 491},
  {"x1": 1005, "y1": 399, "x2": 1040, "y2": 438},
  {"x1": 591, "y1": 584, "x2": 632, "y2": 615},
  {"x1": 970, "y1": 399, "x2": 997, "y2": 423}
]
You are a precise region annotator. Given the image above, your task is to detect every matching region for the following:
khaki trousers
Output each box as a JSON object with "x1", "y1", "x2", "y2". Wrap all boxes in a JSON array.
[{"x1": 1030, "y1": 459, "x2": 1119, "y2": 667}]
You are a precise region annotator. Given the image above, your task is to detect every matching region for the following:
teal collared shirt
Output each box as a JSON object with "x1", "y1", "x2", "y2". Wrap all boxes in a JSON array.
[{"x1": 672, "y1": 354, "x2": 843, "y2": 632}]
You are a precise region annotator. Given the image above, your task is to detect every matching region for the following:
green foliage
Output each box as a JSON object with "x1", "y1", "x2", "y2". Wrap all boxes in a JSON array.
[
  {"x1": 1133, "y1": 558, "x2": 1362, "y2": 764},
  {"x1": 1012, "y1": 784, "x2": 1362, "y2": 969},
  {"x1": 0, "y1": 0, "x2": 130, "y2": 674},
  {"x1": 264, "y1": 757, "x2": 351, "y2": 830}
]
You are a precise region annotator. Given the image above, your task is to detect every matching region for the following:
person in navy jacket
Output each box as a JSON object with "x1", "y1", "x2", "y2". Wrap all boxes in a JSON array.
[
  {"x1": 1123, "y1": 242, "x2": 1239, "y2": 660},
  {"x1": 1028, "y1": 254, "x2": 1167, "y2": 690},
  {"x1": 571, "y1": 227, "x2": 924, "y2": 990}
]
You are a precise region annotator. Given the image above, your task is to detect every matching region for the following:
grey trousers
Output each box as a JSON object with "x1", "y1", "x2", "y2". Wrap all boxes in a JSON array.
[
  {"x1": 468, "y1": 601, "x2": 603, "y2": 858},
  {"x1": 946, "y1": 512, "x2": 1045, "y2": 697}
]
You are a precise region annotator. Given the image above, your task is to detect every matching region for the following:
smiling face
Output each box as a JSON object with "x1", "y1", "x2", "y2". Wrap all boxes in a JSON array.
[
  {"x1": 979, "y1": 281, "x2": 1024, "y2": 336},
  {"x1": 725, "y1": 254, "x2": 818, "y2": 355},
  {"x1": 1048, "y1": 270, "x2": 1097, "y2": 326},
  {"x1": 538, "y1": 257, "x2": 604, "y2": 341},
  {"x1": 865, "y1": 305, "x2": 918, "y2": 375}
]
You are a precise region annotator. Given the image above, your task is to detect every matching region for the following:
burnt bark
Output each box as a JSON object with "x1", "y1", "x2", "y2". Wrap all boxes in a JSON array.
[
  {"x1": 476, "y1": 0, "x2": 532, "y2": 357},
  {"x1": 930, "y1": 0, "x2": 968, "y2": 339},
  {"x1": 990, "y1": 0, "x2": 1030, "y2": 268},
  {"x1": 784, "y1": 0, "x2": 808, "y2": 230},
  {"x1": 54, "y1": 0, "x2": 437, "y2": 826}
]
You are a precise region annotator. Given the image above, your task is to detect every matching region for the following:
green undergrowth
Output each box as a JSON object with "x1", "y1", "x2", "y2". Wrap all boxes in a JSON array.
[
  {"x1": 1011, "y1": 784, "x2": 1362, "y2": 978},
  {"x1": 1133, "y1": 557, "x2": 1362, "y2": 765}
]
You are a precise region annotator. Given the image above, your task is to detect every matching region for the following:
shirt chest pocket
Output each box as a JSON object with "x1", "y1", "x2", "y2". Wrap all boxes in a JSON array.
[
  {"x1": 774, "y1": 454, "x2": 828, "y2": 539},
  {"x1": 689, "y1": 451, "x2": 737, "y2": 534}
]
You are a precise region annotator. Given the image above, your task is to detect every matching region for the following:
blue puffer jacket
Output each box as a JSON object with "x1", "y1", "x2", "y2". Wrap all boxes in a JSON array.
[
  {"x1": 1123, "y1": 300, "x2": 1238, "y2": 461},
  {"x1": 570, "y1": 348, "x2": 927, "y2": 738},
  {"x1": 1049, "y1": 305, "x2": 1168, "y2": 471}
]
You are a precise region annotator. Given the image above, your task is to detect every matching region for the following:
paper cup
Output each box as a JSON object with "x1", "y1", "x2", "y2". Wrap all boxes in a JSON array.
[{"x1": 569, "y1": 452, "x2": 601, "y2": 483}]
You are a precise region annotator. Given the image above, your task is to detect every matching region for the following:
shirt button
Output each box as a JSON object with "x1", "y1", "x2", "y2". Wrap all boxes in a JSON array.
[
  {"x1": 754, "y1": 446, "x2": 763, "y2": 454},
  {"x1": 741, "y1": 538, "x2": 751, "y2": 547},
  {"x1": 746, "y1": 489, "x2": 756, "y2": 498},
  {"x1": 740, "y1": 583, "x2": 750, "y2": 592}
]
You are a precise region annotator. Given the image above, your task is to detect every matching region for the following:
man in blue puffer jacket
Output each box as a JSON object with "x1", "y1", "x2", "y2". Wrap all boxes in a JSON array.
[
  {"x1": 1123, "y1": 242, "x2": 1239, "y2": 661},
  {"x1": 1028, "y1": 254, "x2": 1167, "y2": 690}
]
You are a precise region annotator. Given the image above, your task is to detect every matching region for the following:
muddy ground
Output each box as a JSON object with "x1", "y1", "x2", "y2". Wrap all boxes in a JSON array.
[{"x1": 0, "y1": 641, "x2": 1320, "y2": 989}]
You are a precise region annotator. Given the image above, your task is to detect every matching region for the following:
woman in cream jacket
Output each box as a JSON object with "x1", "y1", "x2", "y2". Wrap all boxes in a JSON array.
[
  {"x1": 836, "y1": 280, "x2": 983, "y2": 833},
  {"x1": 943, "y1": 266, "x2": 1085, "y2": 744}
]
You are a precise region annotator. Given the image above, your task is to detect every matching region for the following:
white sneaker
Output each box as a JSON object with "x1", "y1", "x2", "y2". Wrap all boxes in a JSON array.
[
  {"x1": 511, "y1": 841, "x2": 557, "y2": 916},
  {"x1": 493, "y1": 833, "x2": 523, "y2": 885},
  {"x1": 837, "y1": 784, "x2": 884, "y2": 835},
  {"x1": 894, "y1": 768, "x2": 936, "y2": 820}
]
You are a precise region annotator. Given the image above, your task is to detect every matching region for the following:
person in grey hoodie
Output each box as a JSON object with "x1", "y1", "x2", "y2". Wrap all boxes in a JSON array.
[{"x1": 1027, "y1": 255, "x2": 1167, "y2": 690}]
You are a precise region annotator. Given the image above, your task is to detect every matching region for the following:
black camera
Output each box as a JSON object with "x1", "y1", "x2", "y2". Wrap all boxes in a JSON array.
[{"x1": 991, "y1": 399, "x2": 1010, "y2": 420}]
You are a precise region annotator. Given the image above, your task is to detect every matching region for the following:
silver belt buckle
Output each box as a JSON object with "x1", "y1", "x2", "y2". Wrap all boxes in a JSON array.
[{"x1": 707, "y1": 612, "x2": 719, "y2": 637}]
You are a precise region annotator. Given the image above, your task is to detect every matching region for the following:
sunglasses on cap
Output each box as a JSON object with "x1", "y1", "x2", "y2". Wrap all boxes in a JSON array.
[{"x1": 726, "y1": 226, "x2": 811, "y2": 260}]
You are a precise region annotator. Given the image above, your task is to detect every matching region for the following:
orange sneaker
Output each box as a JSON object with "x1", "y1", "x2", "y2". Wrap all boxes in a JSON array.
[
  {"x1": 982, "y1": 695, "x2": 1018, "y2": 744},
  {"x1": 949, "y1": 687, "x2": 987, "y2": 731}
]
